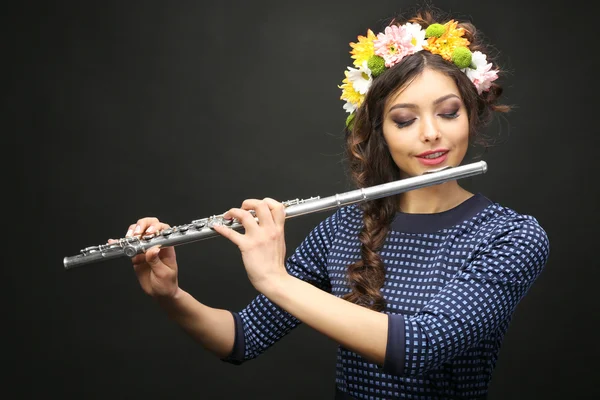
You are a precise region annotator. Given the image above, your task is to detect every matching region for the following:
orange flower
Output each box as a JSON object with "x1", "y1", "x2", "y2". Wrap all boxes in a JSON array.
[{"x1": 423, "y1": 20, "x2": 470, "y2": 61}]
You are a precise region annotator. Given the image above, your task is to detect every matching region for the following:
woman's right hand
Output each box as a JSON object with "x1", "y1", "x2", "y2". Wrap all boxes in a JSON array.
[{"x1": 108, "y1": 217, "x2": 179, "y2": 299}]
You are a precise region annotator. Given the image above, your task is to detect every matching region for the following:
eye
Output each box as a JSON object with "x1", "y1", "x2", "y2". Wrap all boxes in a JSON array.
[
  {"x1": 394, "y1": 118, "x2": 416, "y2": 128},
  {"x1": 440, "y1": 109, "x2": 460, "y2": 119}
]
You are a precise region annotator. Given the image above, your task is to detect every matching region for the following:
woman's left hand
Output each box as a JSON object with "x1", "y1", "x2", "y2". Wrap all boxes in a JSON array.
[{"x1": 212, "y1": 197, "x2": 288, "y2": 292}]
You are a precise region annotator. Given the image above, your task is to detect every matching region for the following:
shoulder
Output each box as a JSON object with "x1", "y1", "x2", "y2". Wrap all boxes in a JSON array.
[
  {"x1": 322, "y1": 203, "x2": 364, "y2": 227},
  {"x1": 474, "y1": 197, "x2": 550, "y2": 260},
  {"x1": 480, "y1": 197, "x2": 547, "y2": 235},
  {"x1": 305, "y1": 204, "x2": 363, "y2": 240}
]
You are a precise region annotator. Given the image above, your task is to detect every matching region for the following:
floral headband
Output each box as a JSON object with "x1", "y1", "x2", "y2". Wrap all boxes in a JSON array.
[{"x1": 340, "y1": 20, "x2": 499, "y2": 127}]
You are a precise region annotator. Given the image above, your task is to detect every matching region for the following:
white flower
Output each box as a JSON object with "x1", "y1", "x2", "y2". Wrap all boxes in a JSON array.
[
  {"x1": 462, "y1": 51, "x2": 499, "y2": 94},
  {"x1": 346, "y1": 61, "x2": 373, "y2": 95},
  {"x1": 343, "y1": 101, "x2": 357, "y2": 113},
  {"x1": 403, "y1": 22, "x2": 427, "y2": 51},
  {"x1": 470, "y1": 51, "x2": 488, "y2": 69}
]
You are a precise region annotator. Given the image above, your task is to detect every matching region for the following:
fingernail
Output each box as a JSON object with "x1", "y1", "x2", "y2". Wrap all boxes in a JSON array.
[
  {"x1": 146, "y1": 226, "x2": 155, "y2": 233},
  {"x1": 223, "y1": 213, "x2": 230, "y2": 219},
  {"x1": 134, "y1": 225, "x2": 141, "y2": 234},
  {"x1": 126, "y1": 229, "x2": 133, "y2": 237}
]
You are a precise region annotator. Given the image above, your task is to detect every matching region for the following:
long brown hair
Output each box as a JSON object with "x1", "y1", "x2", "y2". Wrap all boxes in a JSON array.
[{"x1": 342, "y1": 6, "x2": 510, "y2": 311}]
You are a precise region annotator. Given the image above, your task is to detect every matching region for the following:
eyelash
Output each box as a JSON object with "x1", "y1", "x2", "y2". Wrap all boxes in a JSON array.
[{"x1": 394, "y1": 109, "x2": 460, "y2": 129}]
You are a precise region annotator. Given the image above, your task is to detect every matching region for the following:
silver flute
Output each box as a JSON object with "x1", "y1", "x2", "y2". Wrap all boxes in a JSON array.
[{"x1": 63, "y1": 160, "x2": 487, "y2": 270}]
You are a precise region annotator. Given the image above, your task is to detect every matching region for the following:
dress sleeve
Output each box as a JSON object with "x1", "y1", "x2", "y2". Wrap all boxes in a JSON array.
[
  {"x1": 383, "y1": 215, "x2": 550, "y2": 376},
  {"x1": 221, "y1": 206, "x2": 343, "y2": 365}
]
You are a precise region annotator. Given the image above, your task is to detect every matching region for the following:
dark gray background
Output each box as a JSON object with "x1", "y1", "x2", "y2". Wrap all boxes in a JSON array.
[{"x1": 9, "y1": 0, "x2": 597, "y2": 399}]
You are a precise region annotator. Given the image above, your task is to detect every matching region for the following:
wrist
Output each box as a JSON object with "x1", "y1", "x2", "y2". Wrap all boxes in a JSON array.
[
  {"x1": 155, "y1": 287, "x2": 186, "y2": 310},
  {"x1": 256, "y1": 271, "x2": 292, "y2": 297}
]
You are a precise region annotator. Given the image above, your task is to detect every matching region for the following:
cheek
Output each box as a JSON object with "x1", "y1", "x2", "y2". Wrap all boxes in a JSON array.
[
  {"x1": 383, "y1": 132, "x2": 410, "y2": 154},
  {"x1": 452, "y1": 121, "x2": 470, "y2": 159},
  {"x1": 382, "y1": 122, "x2": 411, "y2": 150},
  {"x1": 460, "y1": 120, "x2": 470, "y2": 142},
  {"x1": 448, "y1": 116, "x2": 470, "y2": 143}
]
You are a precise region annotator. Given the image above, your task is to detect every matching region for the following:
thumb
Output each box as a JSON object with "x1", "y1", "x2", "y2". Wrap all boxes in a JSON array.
[
  {"x1": 145, "y1": 245, "x2": 177, "y2": 271},
  {"x1": 146, "y1": 245, "x2": 164, "y2": 267},
  {"x1": 157, "y1": 246, "x2": 177, "y2": 270}
]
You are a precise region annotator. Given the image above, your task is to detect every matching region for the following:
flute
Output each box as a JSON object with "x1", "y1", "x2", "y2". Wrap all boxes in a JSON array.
[{"x1": 63, "y1": 160, "x2": 487, "y2": 270}]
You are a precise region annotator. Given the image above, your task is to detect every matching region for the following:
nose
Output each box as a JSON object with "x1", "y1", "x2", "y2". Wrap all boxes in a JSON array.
[{"x1": 420, "y1": 117, "x2": 441, "y2": 142}]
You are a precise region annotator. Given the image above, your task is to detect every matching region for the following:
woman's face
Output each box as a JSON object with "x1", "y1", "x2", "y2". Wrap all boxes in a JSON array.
[{"x1": 382, "y1": 67, "x2": 469, "y2": 179}]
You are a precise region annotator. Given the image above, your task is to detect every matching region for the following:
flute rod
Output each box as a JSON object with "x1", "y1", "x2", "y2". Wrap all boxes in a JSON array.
[{"x1": 63, "y1": 161, "x2": 487, "y2": 270}]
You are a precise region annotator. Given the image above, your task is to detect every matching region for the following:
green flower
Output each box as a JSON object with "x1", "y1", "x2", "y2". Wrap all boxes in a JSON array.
[
  {"x1": 367, "y1": 55, "x2": 386, "y2": 77},
  {"x1": 425, "y1": 23, "x2": 445, "y2": 38},
  {"x1": 451, "y1": 46, "x2": 472, "y2": 69}
]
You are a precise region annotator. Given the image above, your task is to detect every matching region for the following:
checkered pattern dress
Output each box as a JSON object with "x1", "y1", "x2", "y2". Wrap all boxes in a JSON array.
[{"x1": 222, "y1": 193, "x2": 550, "y2": 400}]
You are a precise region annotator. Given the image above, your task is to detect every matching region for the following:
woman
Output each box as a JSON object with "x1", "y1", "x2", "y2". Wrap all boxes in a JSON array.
[{"x1": 114, "y1": 6, "x2": 550, "y2": 399}]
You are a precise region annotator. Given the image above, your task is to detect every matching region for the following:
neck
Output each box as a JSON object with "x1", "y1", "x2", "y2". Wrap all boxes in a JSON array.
[{"x1": 397, "y1": 181, "x2": 473, "y2": 214}]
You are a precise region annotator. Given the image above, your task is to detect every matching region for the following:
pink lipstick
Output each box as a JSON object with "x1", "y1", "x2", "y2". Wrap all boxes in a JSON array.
[{"x1": 416, "y1": 149, "x2": 449, "y2": 166}]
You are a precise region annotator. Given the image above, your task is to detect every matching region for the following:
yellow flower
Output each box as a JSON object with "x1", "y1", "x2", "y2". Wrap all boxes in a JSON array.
[
  {"x1": 339, "y1": 71, "x2": 364, "y2": 112},
  {"x1": 423, "y1": 20, "x2": 470, "y2": 61},
  {"x1": 349, "y1": 29, "x2": 377, "y2": 67}
]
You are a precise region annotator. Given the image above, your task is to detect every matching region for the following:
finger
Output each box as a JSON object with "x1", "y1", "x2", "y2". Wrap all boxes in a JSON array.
[
  {"x1": 146, "y1": 245, "x2": 162, "y2": 263},
  {"x1": 156, "y1": 246, "x2": 177, "y2": 271},
  {"x1": 223, "y1": 207, "x2": 259, "y2": 233},
  {"x1": 241, "y1": 199, "x2": 275, "y2": 228},
  {"x1": 132, "y1": 217, "x2": 157, "y2": 237},
  {"x1": 131, "y1": 252, "x2": 147, "y2": 264},
  {"x1": 144, "y1": 245, "x2": 176, "y2": 279},
  {"x1": 130, "y1": 242, "x2": 175, "y2": 264},
  {"x1": 128, "y1": 217, "x2": 162, "y2": 237},
  {"x1": 125, "y1": 223, "x2": 137, "y2": 238},
  {"x1": 144, "y1": 221, "x2": 171, "y2": 237},
  {"x1": 262, "y1": 197, "x2": 286, "y2": 226},
  {"x1": 212, "y1": 223, "x2": 245, "y2": 247},
  {"x1": 144, "y1": 245, "x2": 168, "y2": 269},
  {"x1": 241, "y1": 198, "x2": 260, "y2": 211}
]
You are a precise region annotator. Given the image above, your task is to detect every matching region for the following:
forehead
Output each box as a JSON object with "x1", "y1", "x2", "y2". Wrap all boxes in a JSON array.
[{"x1": 386, "y1": 68, "x2": 461, "y2": 107}]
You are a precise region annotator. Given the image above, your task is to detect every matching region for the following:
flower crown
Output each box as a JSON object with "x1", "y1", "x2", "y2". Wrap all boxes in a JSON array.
[{"x1": 340, "y1": 20, "x2": 499, "y2": 127}]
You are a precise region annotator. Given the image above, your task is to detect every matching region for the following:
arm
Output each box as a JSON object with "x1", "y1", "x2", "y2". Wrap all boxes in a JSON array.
[
  {"x1": 261, "y1": 215, "x2": 550, "y2": 375},
  {"x1": 262, "y1": 273, "x2": 389, "y2": 365},
  {"x1": 115, "y1": 217, "x2": 237, "y2": 360},
  {"x1": 125, "y1": 206, "x2": 340, "y2": 365},
  {"x1": 218, "y1": 205, "x2": 342, "y2": 364},
  {"x1": 214, "y1": 199, "x2": 389, "y2": 366},
  {"x1": 391, "y1": 216, "x2": 550, "y2": 376},
  {"x1": 156, "y1": 288, "x2": 236, "y2": 359},
  {"x1": 215, "y1": 198, "x2": 548, "y2": 374}
]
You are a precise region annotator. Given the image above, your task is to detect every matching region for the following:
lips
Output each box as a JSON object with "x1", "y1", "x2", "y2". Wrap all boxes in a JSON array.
[
  {"x1": 416, "y1": 149, "x2": 449, "y2": 166},
  {"x1": 417, "y1": 149, "x2": 449, "y2": 158}
]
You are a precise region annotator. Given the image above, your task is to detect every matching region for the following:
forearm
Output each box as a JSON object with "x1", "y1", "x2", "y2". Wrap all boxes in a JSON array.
[
  {"x1": 260, "y1": 273, "x2": 388, "y2": 366},
  {"x1": 156, "y1": 288, "x2": 235, "y2": 359}
]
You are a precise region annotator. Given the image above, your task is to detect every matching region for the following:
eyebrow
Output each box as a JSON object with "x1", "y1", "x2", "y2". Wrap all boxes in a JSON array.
[{"x1": 388, "y1": 94, "x2": 460, "y2": 112}]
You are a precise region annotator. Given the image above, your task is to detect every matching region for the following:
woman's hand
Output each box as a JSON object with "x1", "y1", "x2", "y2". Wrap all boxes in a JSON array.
[
  {"x1": 108, "y1": 217, "x2": 179, "y2": 299},
  {"x1": 212, "y1": 197, "x2": 289, "y2": 293}
]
